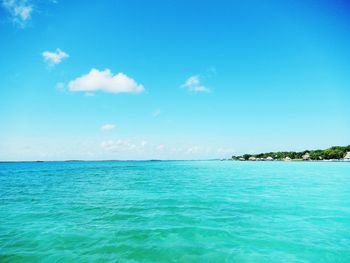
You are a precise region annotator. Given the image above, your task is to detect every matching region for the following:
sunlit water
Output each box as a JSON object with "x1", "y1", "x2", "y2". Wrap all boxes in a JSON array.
[{"x1": 1, "y1": 161, "x2": 350, "y2": 262}]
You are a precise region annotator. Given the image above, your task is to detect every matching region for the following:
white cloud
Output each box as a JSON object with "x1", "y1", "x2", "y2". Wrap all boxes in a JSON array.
[
  {"x1": 42, "y1": 48, "x2": 69, "y2": 66},
  {"x1": 101, "y1": 124, "x2": 116, "y2": 131},
  {"x1": 68, "y1": 68, "x2": 144, "y2": 94},
  {"x1": 181, "y1": 75, "x2": 210, "y2": 93},
  {"x1": 2, "y1": 0, "x2": 33, "y2": 27}
]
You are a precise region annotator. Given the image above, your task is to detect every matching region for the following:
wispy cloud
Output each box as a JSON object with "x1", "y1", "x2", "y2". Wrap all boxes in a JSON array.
[
  {"x1": 84, "y1": 92, "x2": 95, "y2": 97},
  {"x1": 152, "y1": 108, "x2": 161, "y2": 118},
  {"x1": 186, "y1": 146, "x2": 201, "y2": 154},
  {"x1": 181, "y1": 75, "x2": 210, "y2": 93},
  {"x1": 55, "y1": 82, "x2": 65, "y2": 90},
  {"x1": 68, "y1": 68, "x2": 144, "y2": 94},
  {"x1": 100, "y1": 139, "x2": 150, "y2": 153},
  {"x1": 207, "y1": 66, "x2": 217, "y2": 77},
  {"x1": 101, "y1": 139, "x2": 137, "y2": 151},
  {"x1": 2, "y1": 0, "x2": 33, "y2": 27},
  {"x1": 42, "y1": 48, "x2": 69, "y2": 66},
  {"x1": 156, "y1": 144, "x2": 165, "y2": 151},
  {"x1": 101, "y1": 124, "x2": 116, "y2": 131}
]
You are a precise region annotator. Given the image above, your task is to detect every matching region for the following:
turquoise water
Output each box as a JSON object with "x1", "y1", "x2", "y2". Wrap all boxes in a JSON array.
[{"x1": 0, "y1": 161, "x2": 350, "y2": 262}]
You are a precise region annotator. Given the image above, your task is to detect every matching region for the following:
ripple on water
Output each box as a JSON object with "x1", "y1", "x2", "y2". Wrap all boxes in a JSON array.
[{"x1": 1, "y1": 161, "x2": 350, "y2": 262}]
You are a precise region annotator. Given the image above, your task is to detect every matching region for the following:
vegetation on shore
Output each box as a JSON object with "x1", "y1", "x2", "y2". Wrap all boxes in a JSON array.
[{"x1": 232, "y1": 145, "x2": 350, "y2": 161}]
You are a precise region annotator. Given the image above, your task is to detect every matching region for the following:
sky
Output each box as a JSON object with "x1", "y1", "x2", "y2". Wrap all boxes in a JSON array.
[{"x1": 0, "y1": 0, "x2": 350, "y2": 161}]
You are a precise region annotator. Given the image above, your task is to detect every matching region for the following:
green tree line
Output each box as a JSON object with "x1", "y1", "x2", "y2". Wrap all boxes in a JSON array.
[{"x1": 233, "y1": 145, "x2": 350, "y2": 160}]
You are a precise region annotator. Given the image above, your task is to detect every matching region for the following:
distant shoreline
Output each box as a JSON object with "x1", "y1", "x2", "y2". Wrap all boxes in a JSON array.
[
  {"x1": 0, "y1": 159, "x2": 221, "y2": 163},
  {"x1": 0, "y1": 159, "x2": 349, "y2": 164},
  {"x1": 229, "y1": 159, "x2": 350, "y2": 162},
  {"x1": 232, "y1": 145, "x2": 350, "y2": 162}
]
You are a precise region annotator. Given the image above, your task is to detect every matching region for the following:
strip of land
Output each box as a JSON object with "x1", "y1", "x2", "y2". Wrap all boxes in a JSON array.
[{"x1": 232, "y1": 145, "x2": 350, "y2": 161}]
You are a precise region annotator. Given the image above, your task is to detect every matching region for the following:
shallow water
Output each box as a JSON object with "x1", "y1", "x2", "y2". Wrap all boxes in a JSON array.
[{"x1": 0, "y1": 161, "x2": 350, "y2": 262}]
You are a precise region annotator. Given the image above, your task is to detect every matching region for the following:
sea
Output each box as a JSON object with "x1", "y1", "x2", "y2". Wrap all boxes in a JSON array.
[{"x1": 0, "y1": 160, "x2": 349, "y2": 262}]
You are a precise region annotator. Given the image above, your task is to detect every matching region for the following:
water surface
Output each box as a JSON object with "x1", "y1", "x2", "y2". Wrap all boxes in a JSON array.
[{"x1": 1, "y1": 161, "x2": 349, "y2": 262}]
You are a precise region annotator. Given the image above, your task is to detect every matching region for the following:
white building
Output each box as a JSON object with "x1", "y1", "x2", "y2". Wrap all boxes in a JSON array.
[
  {"x1": 344, "y1": 152, "x2": 350, "y2": 160},
  {"x1": 302, "y1": 153, "x2": 310, "y2": 160}
]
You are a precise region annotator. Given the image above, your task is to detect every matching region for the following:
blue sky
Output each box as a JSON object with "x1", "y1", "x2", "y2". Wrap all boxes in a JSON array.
[{"x1": 1, "y1": 0, "x2": 349, "y2": 161}]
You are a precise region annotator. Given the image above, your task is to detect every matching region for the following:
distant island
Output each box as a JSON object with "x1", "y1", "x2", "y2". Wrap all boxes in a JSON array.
[{"x1": 232, "y1": 145, "x2": 350, "y2": 161}]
